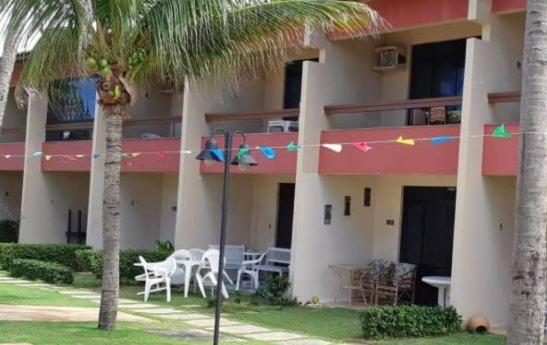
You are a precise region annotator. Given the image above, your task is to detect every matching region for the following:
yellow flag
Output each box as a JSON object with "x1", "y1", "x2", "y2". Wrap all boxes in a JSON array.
[
  {"x1": 45, "y1": 155, "x2": 52, "y2": 161},
  {"x1": 396, "y1": 136, "x2": 415, "y2": 146},
  {"x1": 131, "y1": 152, "x2": 142, "y2": 158}
]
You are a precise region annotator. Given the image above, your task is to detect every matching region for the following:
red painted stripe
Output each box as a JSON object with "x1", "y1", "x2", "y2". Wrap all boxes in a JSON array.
[
  {"x1": 328, "y1": 0, "x2": 469, "y2": 39},
  {"x1": 200, "y1": 132, "x2": 298, "y2": 174},
  {"x1": 319, "y1": 125, "x2": 460, "y2": 175},
  {"x1": 42, "y1": 140, "x2": 92, "y2": 172},
  {"x1": 482, "y1": 123, "x2": 519, "y2": 176},
  {"x1": 0, "y1": 142, "x2": 25, "y2": 171}
]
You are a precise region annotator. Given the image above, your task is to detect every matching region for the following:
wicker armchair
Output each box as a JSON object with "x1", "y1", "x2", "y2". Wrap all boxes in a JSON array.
[
  {"x1": 375, "y1": 262, "x2": 417, "y2": 306},
  {"x1": 359, "y1": 259, "x2": 394, "y2": 305}
]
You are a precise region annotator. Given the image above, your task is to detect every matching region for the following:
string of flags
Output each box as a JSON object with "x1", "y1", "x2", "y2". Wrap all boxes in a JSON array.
[{"x1": 0, "y1": 124, "x2": 534, "y2": 162}]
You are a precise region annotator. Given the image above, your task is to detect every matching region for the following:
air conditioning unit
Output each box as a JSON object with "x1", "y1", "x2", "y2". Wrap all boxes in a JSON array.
[{"x1": 373, "y1": 46, "x2": 407, "y2": 72}]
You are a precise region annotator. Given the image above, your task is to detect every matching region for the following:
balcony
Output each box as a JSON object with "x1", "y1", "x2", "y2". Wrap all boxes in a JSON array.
[
  {"x1": 0, "y1": 143, "x2": 25, "y2": 171},
  {"x1": 320, "y1": 97, "x2": 462, "y2": 175},
  {"x1": 200, "y1": 132, "x2": 298, "y2": 174},
  {"x1": 482, "y1": 123, "x2": 519, "y2": 176}
]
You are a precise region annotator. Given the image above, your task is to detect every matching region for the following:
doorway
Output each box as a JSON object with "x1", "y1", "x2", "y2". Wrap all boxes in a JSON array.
[
  {"x1": 399, "y1": 186, "x2": 456, "y2": 306},
  {"x1": 275, "y1": 183, "x2": 295, "y2": 249}
]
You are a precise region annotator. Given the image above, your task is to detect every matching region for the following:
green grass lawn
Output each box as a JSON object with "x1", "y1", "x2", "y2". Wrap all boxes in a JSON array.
[
  {"x1": 71, "y1": 273, "x2": 505, "y2": 344},
  {"x1": 0, "y1": 322, "x2": 260, "y2": 345},
  {"x1": 0, "y1": 283, "x2": 94, "y2": 307}
]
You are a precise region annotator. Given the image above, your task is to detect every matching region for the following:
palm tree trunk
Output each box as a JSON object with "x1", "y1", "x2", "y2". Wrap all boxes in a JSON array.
[
  {"x1": 98, "y1": 105, "x2": 123, "y2": 330},
  {"x1": 0, "y1": 31, "x2": 18, "y2": 131},
  {"x1": 507, "y1": 1, "x2": 547, "y2": 344}
]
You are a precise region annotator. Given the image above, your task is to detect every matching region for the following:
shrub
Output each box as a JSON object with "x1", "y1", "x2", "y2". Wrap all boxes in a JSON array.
[
  {"x1": 8, "y1": 259, "x2": 73, "y2": 284},
  {"x1": 0, "y1": 220, "x2": 19, "y2": 243},
  {"x1": 76, "y1": 248, "x2": 169, "y2": 283},
  {"x1": 359, "y1": 305, "x2": 462, "y2": 339},
  {"x1": 0, "y1": 243, "x2": 90, "y2": 271},
  {"x1": 252, "y1": 276, "x2": 299, "y2": 306}
]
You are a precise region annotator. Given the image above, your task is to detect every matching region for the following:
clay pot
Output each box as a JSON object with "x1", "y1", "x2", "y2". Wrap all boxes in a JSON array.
[{"x1": 466, "y1": 314, "x2": 490, "y2": 333}]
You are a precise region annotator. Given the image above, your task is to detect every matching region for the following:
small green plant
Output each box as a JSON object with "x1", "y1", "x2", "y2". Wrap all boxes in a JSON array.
[
  {"x1": 252, "y1": 276, "x2": 299, "y2": 306},
  {"x1": 232, "y1": 291, "x2": 243, "y2": 304},
  {"x1": 154, "y1": 240, "x2": 174, "y2": 255},
  {"x1": 205, "y1": 298, "x2": 216, "y2": 308},
  {"x1": 0, "y1": 220, "x2": 19, "y2": 243},
  {"x1": 359, "y1": 305, "x2": 462, "y2": 339},
  {"x1": 8, "y1": 259, "x2": 73, "y2": 284}
]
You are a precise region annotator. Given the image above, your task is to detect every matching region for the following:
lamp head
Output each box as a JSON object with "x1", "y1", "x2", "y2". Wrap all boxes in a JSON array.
[
  {"x1": 231, "y1": 143, "x2": 257, "y2": 171},
  {"x1": 195, "y1": 138, "x2": 224, "y2": 163}
]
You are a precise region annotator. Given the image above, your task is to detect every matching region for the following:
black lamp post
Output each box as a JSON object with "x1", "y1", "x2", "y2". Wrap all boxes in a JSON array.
[{"x1": 195, "y1": 128, "x2": 257, "y2": 345}]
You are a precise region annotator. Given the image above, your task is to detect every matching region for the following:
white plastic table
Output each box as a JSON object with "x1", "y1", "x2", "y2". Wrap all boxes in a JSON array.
[
  {"x1": 176, "y1": 259, "x2": 201, "y2": 298},
  {"x1": 422, "y1": 276, "x2": 451, "y2": 308}
]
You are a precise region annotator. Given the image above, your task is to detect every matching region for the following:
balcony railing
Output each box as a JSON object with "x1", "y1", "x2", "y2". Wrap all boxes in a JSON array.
[
  {"x1": 325, "y1": 96, "x2": 462, "y2": 116},
  {"x1": 487, "y1": 91, "x2": 521, "y2": 104},
  {"x1": 205, "y1": 108, "x2": 299, "y2": 122}
]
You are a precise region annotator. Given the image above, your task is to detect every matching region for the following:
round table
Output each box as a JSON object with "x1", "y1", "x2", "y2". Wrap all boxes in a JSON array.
[{"x1": 421, "y1": 276, "x2": 451, "y2": 308}]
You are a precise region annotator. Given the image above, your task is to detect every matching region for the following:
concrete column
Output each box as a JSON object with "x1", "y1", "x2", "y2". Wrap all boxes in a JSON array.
[
  {"x1": 85, "y1": 107, "x2": 106, "y2": 248},
  {"x1": 451, "y1": 15, "x2": 523, "y2": 327},
  {"x1": 18, "y1": 92, "x2": 63, "y2": 243}
]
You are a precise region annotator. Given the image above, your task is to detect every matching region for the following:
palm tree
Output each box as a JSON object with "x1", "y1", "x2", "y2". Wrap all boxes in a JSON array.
[
  {"x1": 507, "y1": 0, "x2": 547, "y2": 344},
  {"x1": 8, "y1": 0, "x2": 382, "y2": 330}
]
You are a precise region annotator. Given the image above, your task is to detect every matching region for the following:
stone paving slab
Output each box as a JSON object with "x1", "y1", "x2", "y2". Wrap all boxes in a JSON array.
[
  {"x1": 14, "y1": 283, "x2": 50, "y2": 287},
  {"x1": 58, "y1": 290, "x2": 98, "y2": 295},
  {"x1": 147, "y1": 328, "x2": 246, "y2": 343},
  {"x1": 219, "y1": 324, "x2": 272, "y2": 335},
  {"x1": 130, "y1": 308, "x2": 182, "y2": 315},
  {"x1": 0, "y1": 280, "x2": 30, "y2": 284},
  {"x1": 0, "y1": 304, "x2": 149, "y2": 323},
  {"x1": 118, "y1": 303, "x2": 158, "y2": 309},
  {"x1": 244, "y1": 331, "x2": 305, "y2": 342},
  {"x1": 157, "y1": 313, "x2": 212, "y2": 321},
  {"x1": 280, "y1": 339, "x2": 333, "y2": 345},
  {"x1": 186, "y1": 318, "x2": 241, "y2": 328}
]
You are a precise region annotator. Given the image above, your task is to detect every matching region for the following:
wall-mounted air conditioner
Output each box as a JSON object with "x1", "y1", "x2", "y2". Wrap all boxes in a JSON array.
[{"x1": 373, "y1": 46, "x2": 407, "y2": 72}]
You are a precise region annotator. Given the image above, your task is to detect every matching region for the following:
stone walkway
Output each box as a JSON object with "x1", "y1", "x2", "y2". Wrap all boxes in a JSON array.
[{"x1": 0, "y1": 272, "x2": 334, "y2": 345}]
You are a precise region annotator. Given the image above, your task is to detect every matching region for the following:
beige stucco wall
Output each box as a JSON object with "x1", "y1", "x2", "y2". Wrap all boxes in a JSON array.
[
  {"x1": 451, "y1": 13, "x2": 523, "y2": 327},
  {"x1": 0, "y1": 172, "x2": 23, "y2": 221}
]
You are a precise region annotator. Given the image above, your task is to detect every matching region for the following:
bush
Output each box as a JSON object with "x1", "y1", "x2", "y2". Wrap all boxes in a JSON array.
[
  {"x1": 76, "y1": 248, "x2": 169, "y2": 283},
  {"x1": 252, "y1": 276, "x2": 299, "y2": 306},
  {"x1": 0, "y1": 243, "x2": 90, "y2": 271},
  {"x1": 359, "y1": 305, "x2": 462, "y2": 339},
  {"x1": 0, "y1": 220, "x2": 19, "y2": 243},
  {"x1": 8, "y1": 259, "x2": 73, "y2": 284}
]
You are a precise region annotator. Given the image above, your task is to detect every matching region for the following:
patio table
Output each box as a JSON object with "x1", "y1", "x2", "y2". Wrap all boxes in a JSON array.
[
  {"x1": 422, "y1": 276, "x2": 451, "y2": 308},
  {"x1": 329, "y1": 264, "x2": 368, "y2": 308},
  {"x1": 175, "y1": 258, "x2": 202, "y2": 298}
]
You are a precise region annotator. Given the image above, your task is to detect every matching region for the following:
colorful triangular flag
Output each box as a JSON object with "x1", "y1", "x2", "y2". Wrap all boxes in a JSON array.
[
  {"x1": 4, "y1": 155, "x2": 10, "y2": 159},
  {"x1": 32, "y1": 151, "x2": 42, "y2": 157},
  {"x1": 396, "y1": 136, "x2": 415, "y2": 146},
  {"x1": 92, "y1": 153, "x2": 100, "y2": 159},
  {"x1": 492, "y1": 124, "x2": 512, "y2": 138},
  {"x1": 259, "y1": 146, "x2": 276, "y2": 159},
  {"x1": 75, "y1": 154, "x2": 84, "y2": 158},
  {"x1": 352, "y1": 142, "x2": 373, "y2": 153},
  {"x1": 431, "y1": 136, "x2": 454, "y2": 145},
  {"x1": 322, "y1": 144, "x2": 343, "y2": 153},
  {"x1": 131, "y1": 152, "x2": 142, "y2": 158},
  {"x1": 211, "y1": 148, "x2": 224, "y2": 161},
  {"x1": 45, "y1": 155, "x2": 52, "y2": 161},
  {"x1": 156, "y1": 150, "x2": 165, "y2": 159},
  {"x1": 286, "y1": 141, "x2": 301, "y2": 152},
  {"x1": 237, "y1": 146, "x2": 251, "y2": 159}
]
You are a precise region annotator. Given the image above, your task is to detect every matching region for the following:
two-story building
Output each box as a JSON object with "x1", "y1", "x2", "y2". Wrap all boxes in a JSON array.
[{"x1": 0, "y1": 0, "x2": 529, "y2": 330}]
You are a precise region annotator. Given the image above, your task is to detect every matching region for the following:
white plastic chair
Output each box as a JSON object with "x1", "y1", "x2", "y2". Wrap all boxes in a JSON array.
[
  {"x1": 168, "y1": 249, "x2": 191, "y2": 286},
  {"x1": 195, "y1": 249, "x2": 233, "y2": 299},
  {"x1": 136, "y1": 256, "x2": 177, "y2": 302},
  {"x1": 189, "y1": 248, "x2": 205, "y2": 293},
  {"x1": 257, "y1": 247, "x2": 291, "y2": 277},
  {"x1": 236, "y1": 252, "x2": 266, "y2": 291},
  {"x1": 208, "y1": 244, "x2": 245, "y2": 270}
]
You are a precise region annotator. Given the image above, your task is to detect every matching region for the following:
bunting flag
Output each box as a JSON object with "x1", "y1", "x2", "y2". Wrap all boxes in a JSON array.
[
  {"x1": 237, "y1": 146, "x2": 250, "y2": 159},
  {"x1": 45, "y1": 155, "x2": 52, "y2": 161},
  {"x1": 92, "y1": 153, "x2": 100, "y2": 159},
  {"x1": 75, "y1": 154, "x2": 85, "y2": 158},
  {"x1": 4, "y1": 155, "x2": 11, "y2": 159},
  {"x1": 322, "y1": 144, "x2": 343, "y2": 153},
  {"x1": 396, "y1": 136, "x2": 415, "y2": 146},
  {"x1": 156, "y1": 150, "x2": 165, "y2": 159},
  {"x1": 121, "y1": 153, "x2": 130, "y2": 158},
  {"x1": 286, "y1": 141, "x2": 301, "y2": 152},
  {"x1": 259, "y1": 146, "x2": 276, "y2": 159},
  {"x1": 32, "y1": 151, "x2": 42, "y2": 157},
  {"x1": 492, "y1": 124, "x2": 512, "y2": 138},
  {"x1": 131, "y1": 152, "x2": 142, "y2": 158},
  {"x1": 431, "y1": 136, "x2": 454, "y2": 145},
  {"x1": 352, "y1": 142, "x2": 373, "y2": 152}
]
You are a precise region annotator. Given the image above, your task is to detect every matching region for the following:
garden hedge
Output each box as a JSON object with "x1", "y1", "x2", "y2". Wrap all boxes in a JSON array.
[
  {"x1": 0, "y1": 243, "x2": 90, "y2": 271},
  {"x1": 76, "y1": 248, "x2": 168, "y2": 283},
  {"x1": 359, "y1": 305, "x2": 461, "y2": 339},
  {"x1": 8, "y1": 259, "x2": 73, "y2": 284}
]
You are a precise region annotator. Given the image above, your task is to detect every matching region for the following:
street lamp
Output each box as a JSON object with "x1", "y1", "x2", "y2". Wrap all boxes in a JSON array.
[{"x1": 195, "y1": 128, "x2": 257, "y2": 345}]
